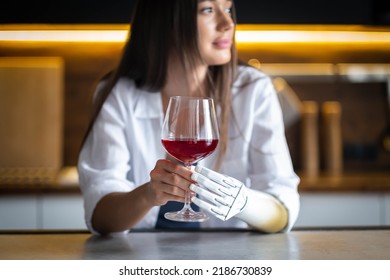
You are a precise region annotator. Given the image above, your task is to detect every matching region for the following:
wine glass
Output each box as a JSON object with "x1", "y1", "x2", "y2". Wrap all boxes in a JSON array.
[{"x1": 161, "y1": 96, "x2": 219, "y2": 222}]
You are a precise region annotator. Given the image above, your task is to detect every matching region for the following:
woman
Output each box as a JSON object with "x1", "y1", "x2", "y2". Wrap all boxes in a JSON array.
[{"x1": 78, "y1": 0, "x2": 300, "y2": 235}]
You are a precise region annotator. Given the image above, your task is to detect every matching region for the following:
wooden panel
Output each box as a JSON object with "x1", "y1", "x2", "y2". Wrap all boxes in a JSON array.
[{"x1": 0, "y1": 57, "x2": 64, "y2": 183}]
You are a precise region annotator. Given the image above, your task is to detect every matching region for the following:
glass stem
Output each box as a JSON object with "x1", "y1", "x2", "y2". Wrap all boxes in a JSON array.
[
  {"x1": 182, "y1": 163, "x2": 193, "y2": 212},
  {"x1": 182, "y1": 192, "x2": 192, "y2": 211}
]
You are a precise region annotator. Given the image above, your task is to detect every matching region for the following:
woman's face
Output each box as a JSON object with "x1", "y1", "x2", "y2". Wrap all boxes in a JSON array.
[{"x1": 197, "y1": 0, "x2": 235, "y2": 66}]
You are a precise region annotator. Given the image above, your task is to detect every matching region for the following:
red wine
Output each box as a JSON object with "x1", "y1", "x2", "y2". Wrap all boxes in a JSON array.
[{"x1": 161, "y1": 139, "x2": 218, "y2": 165}]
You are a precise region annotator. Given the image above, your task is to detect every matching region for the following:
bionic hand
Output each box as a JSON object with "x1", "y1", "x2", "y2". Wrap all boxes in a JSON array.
[{"x1": 190, "y1": 166, "x2": 248, "y2": 221}]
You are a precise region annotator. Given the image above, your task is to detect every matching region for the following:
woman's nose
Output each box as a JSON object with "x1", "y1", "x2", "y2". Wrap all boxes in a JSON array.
[{"x1": 217, "y1": 11, "x2": 234, "y2": 31}]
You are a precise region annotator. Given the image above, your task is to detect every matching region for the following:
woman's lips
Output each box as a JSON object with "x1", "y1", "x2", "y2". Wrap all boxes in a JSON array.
[{"x1": 213, "y1": 38, "x2": 232, "y2": 49}]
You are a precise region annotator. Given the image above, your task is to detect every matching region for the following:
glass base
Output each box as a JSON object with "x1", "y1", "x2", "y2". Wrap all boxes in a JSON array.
[{"x1": 164, "y1": 209, "x2": 209, "y2": 222}]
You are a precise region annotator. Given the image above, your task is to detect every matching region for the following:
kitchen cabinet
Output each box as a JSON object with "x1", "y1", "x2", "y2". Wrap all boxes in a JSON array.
[
  {"x1": 1, "y1": 24, "x2": 390, "y2": 233},
  {"x1": 0, "y1": 195, "x2": 38, "y2": 230},
  {"x1": 385, "y1": 194, "x2": 390, "y2": 225},
  {"x1": 0, "y1": 194, "x2": 86, "y2": 230},
  {"x1": 294, "y1": 192, "x2": 385, "y2": 228},
  {"x1": 1, "y1": 191, "x2": 390, "y2": 230},
  {"x1": 41, "y1": 194, "x2": 86, "y2": 230}
]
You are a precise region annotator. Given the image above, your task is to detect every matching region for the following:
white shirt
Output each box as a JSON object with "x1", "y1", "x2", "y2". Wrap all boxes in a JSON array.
[{"x1": 78, "y1": 65, "x2": 300, "y2": 233}]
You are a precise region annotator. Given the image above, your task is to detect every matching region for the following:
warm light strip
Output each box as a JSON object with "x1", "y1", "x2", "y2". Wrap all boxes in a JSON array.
[
  {"x1": 236, "y1": 30, "x2": 390, "y2": 43},
  {"x1": 0, "y1": 29, "x2": 390, "y2": 43},
  {"x1": 0, "y1": 30, "x2": 128, "y2": 42}
]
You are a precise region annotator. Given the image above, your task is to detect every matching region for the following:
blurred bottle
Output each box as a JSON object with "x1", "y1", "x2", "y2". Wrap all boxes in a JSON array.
[
  {"x1": 322, "y1": 101, "x2": 343, "y2": 176},
  {"x1": 300, "y1": 101, "x2": 319, "y2": 178}
]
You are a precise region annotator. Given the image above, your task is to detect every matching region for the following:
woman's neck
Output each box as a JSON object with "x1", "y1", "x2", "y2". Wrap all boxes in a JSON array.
[{"x1": 162, "y1": 55, "x2": 208, "y2": 99}]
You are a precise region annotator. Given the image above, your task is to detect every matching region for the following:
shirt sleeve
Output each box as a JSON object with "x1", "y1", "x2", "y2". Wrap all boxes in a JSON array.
[
  {"x1": 77, "y1": 84, "x2": 134, "y2": 234},
  {"x1": 248, "y1": 74, "x2": 300, "y2": 232}
]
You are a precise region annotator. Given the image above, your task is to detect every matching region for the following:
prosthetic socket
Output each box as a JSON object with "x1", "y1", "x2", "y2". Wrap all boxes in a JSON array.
[{"x1": 190, "y1": 166, "x2": 248, "y2": 221}]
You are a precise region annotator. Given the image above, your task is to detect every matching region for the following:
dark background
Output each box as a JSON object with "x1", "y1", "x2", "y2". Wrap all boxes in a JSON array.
[{"x1": 0, "y1": 0, "x2": 389, "y2": 25}]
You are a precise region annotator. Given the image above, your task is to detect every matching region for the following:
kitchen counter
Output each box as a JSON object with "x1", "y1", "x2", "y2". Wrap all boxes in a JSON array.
[{"x1": 1, "y1": 228, "x2": 390, "y2": 260}]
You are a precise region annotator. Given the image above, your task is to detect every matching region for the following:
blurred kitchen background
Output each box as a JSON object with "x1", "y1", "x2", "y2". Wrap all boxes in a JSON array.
[{"x1": 1, "y1": 0, "x2": 389, "y2": 230}]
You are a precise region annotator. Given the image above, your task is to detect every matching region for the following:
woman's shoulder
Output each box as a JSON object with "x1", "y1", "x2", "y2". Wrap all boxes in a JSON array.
[
  {"x1": 234, "y1": 64, "x2": 271, "y2": 87},
  {"x1": 113, "y1": 77, "x2": 138, "y2": 93},
  {"x1": 100, "y1": 77, "x2": 145, "y2": 102},
  {"x1": 93, "y1": 76, "x2": 144, "y2": 108},
  {"x1": 235, "y1": 64, "x2": 272, "y2": 87},
  {"x1": 95, "y1": 76, "x2": 137, "y2": 94}
]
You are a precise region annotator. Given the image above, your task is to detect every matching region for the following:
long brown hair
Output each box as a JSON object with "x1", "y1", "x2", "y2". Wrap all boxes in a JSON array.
[{"x1": 81, "y1": 0, "x2": 238, "y2": 169}]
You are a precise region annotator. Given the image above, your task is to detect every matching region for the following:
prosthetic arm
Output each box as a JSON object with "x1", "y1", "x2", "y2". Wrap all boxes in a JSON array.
[{"x1": 190, "y1": 166, "x2": 288, "y2": 232}]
